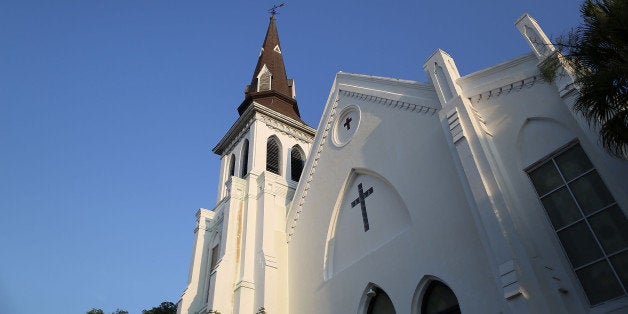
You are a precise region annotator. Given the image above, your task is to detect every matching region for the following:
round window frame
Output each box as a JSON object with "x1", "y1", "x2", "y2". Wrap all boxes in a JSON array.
[{"x1": 332, "y1": 105, "x2": 361, "y2": 148}]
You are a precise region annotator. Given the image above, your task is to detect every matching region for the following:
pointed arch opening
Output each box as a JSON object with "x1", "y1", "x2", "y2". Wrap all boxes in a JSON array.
[
  {"x1": 241, "y1": 139, "x2": 249, "y2": 178},
  {"x1": 257, "y1": 65, "x2": 272, "y2": 92},
  {"x1": 228, "y1": 154, "x2": 236, "y2": 177},
  {"x1": 358, "y1": 283, "x2": 396, "y2": 314},
  {"x1": 266, "y1": 136, "x2": 281, "y2": 175},
  {"x1": 290, "y1": 145, "x2": 305, "y2": 182},
  {"x1": 413, "y1": 278, "x2": 460, "y2": 314}
]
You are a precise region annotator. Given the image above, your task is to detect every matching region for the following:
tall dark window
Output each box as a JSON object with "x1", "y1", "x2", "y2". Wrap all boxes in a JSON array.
[
  {"x1": 210, "y1": 244, "x2": 220, "y2": 270},
  {"x1": 241, "y1": 139, "x2": 249, "y2": 178},
  {"x1": 266, "y1": 137, "x2": 280, "y2": 175},
  {"x1": 228, "y1": 154, "x2": 235, "y2": 177},
  {"x1": 421, "y1": 281, "x2": 460, "y2": 314},
  {"x1": 290, "y1": 145, "x2": 304, "y2": 182},
  {"x1": 366, "y1": 287, "x2": 396, "y2": 314},
  {"x1": 527, "y1": 143, "x2": 627, "y2": 305}
]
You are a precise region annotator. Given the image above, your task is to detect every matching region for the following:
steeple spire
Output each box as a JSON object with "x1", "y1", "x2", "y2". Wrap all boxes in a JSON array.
[{"x1": 237, "y1": 15, "x2": 301, "y2": 121}]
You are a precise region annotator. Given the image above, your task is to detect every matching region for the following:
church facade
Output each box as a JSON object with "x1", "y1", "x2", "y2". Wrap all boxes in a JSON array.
[{"x1": 178, "y1": 14, "x2": 628, "y2": 314}]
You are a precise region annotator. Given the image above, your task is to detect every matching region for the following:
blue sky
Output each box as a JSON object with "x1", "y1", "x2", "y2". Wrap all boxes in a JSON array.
[{"x1": 1, "y1": 1, "x2": 582, "y2": 313}]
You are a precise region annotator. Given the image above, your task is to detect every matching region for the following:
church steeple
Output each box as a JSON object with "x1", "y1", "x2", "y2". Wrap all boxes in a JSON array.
[{"x1": 237, "y1": 16, "x2": 302, "y2": 121}]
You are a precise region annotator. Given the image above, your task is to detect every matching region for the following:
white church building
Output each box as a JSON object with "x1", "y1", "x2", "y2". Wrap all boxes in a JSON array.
[{"x1": 177, "y1": 14, "x2": 628, "y2": 314}]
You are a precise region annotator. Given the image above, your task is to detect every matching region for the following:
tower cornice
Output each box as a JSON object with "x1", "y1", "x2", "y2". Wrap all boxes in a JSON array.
[{"x1": 213, "y1": 103, "x2": 315, "y2": 156}]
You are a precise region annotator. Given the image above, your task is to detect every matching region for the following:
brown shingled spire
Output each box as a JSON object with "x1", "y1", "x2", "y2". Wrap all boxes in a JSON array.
[{"x1": 237, "y1": 15, "x2": 301, "y2": 121}]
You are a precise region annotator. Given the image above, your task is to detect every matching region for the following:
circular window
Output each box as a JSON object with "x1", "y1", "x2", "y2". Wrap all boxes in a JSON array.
[{"x1": 333, "y1": 106, "x2": 360, "y2": 147}]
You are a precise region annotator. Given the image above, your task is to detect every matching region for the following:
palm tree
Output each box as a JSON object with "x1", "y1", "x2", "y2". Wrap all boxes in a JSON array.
[{"x1": 540, "y1": 0, "x2": 627, "y2": 158}]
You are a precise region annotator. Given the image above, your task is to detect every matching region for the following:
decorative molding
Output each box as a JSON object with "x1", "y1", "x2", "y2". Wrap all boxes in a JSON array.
[
  {"x1": 498, "y1": 260, "x2": 523, "y2": 300},
  {"x1": 447, "y1": 109, "x2": 464, "y2": 143},
  {"x1": 256, "y1": 171, "x2": 292, "y2": 199},
  {"x1": 469, "y1": 104, "x2": 492, "y2": 136},
  {"x1": 468, "y1": 76, "x2": 539, "y2": 104},
  {"x1": 225, "y1": 176, "x2": 247, "y2": 200},
  {"x1": 287, "y1": 95, "x2": 340, "y2": 242},
  {"x1": 559, "y1": 82, "x2": 578, "y2": 99},
  {"x1": 258, "y1": 113, "x2": 315, "y2": 143},
  {"x1": 213, "y1": 102, "x2": 315, "y2": 156},
  {"x1": 234, "y1": 280, "x2": 255, "y2": 291},
  {"x1": 220, "y1": 118, "x2": 255, "y2": 158},
  {"x1": 339, "y1": 89, "x2": 439, "y2": 115}
]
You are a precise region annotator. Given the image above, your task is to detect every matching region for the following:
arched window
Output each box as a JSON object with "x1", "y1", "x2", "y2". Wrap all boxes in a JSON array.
[
  {"x1": 421, "y1": 281, "x2": 460, "y2": 314},
  {"x1": 240, "y1": 139, "x2": 249, "y2": 178},
  {"x1": 366, "y1": 287, "x2": 396, "y2": 314},
  {"x1": 266, "y1": 137, "x2": 281, "y2": 175},
  {"x1": 290, "y1": 145, "x2": 305, "y2": 182},
  {"x1": 228, "y1": 154, "x2": 235, "y2": 177}
]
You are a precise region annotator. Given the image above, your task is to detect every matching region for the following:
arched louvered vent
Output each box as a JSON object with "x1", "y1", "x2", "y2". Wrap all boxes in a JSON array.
[
  {"x1": 241, "y1": 139, "x2": 249, "y2": 178},
  {"x1": 257, "y1": 66, "x2": 272, "y2": 92},
  {"x1": 290, "y1": 145, "x2": 304, "y2": 182},
  {"x1": 266, "y1": 137, "x2": 280, "y2": 175},
  {"x1": 228, "y1": 154, "x2": 235, "y2": 177}
]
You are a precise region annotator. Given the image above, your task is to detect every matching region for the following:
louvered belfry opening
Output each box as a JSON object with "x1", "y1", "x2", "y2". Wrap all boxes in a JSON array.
[
  {"x1": 291, "y1": 146, "x2": 304, "y2": 182},
  {"x1": 266, "y1": 137, "x2": 280, "y2": 175},
  {"x1": 241, "y1": 139, "x2": 249, "y2": 178},
  {"x1": 229, "y1": 154, "x2": 235, "y2": 177},
  {"x1": 258, "y1": 70, "x2": 271, "y2": 91}
]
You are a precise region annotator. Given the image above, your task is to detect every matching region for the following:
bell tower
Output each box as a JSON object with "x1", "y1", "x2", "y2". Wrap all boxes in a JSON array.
[{"x1": 178, "y1": 15, "x2": 315, "y2": 314}]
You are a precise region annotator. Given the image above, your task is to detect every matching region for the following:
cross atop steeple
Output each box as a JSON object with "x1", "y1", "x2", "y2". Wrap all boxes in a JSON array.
[{"x1": 268, "y1": 3, "x2": 285, "y2": 16}]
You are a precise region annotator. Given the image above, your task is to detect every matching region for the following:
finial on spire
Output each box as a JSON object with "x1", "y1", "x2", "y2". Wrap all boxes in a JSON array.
[{"x1": 268, "y1": 3, "x2": 285, "y2": 16}]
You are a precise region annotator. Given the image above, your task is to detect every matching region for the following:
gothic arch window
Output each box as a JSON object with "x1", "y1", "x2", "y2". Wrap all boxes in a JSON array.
[
  {"x1": 290, "y1": 145, "x2": 305, "y2": 182},
  {"x1": 526, "y1": 143, "x2": 627, "y2": 305},
  {"x1": 420, "y1": 281, "x2": 460, "y2": 314},
  {"x1": 362, "y1": 286, "x2": 396, "y2": 314},
  {"x1": 266, "y1": 136, "x2": 281, "y2": 175},
  {"x1": 228, "y1": 154, "x2": 236, "y2": 177},
  {"x1": 204, "y1": 231, "x2": 221, "y2": 305},
  {"x1": 241, "y1": 139, "x2": 249, "y2": 178},
  {"x1": 257, "y1": 65, "x2": 272, "y2": 92}
]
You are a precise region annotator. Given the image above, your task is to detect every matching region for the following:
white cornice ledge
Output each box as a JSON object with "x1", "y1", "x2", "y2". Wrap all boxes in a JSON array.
[
  {"x1": 213, "y1": 102, "x2": 316, "y2": 155},
  {"x1": 337, "y1": 71, "x2": 434, "y2": 91}
]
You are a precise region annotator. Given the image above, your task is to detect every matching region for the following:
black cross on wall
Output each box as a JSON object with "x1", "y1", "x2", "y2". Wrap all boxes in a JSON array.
[
  {"x1": 343, "y1": 117, "x2": 352, "y2": 130},
  {"x1": 350, "y1": 183, "x2": 374, "y2": 232}
]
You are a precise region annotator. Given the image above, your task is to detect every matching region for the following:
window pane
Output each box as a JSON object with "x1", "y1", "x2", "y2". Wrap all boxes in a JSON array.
[
  {"x1": 541, "y1": 187, "x2": 582, "y2": 229},
  {"x1": 589, "y1": 205, "x2": 628, "y2": 255},
  {"x1": 555, "y1": 145, "x2": 593, "y2": 181},
  {"x1": 610, "y1": 250, "x2": 628, "y2": 291},
  {"x1": 576, "y1": 260, "x2": 624, "y2": 305},
  {"x1": 569, "y1": 171, "x2": 615, "y2": 215},
  {"x1": 558, "y1": 222, "x2": 603, "y2": 268},
  {"x1": 529, "y1": 162, "x2": 563, "y2": 196}
]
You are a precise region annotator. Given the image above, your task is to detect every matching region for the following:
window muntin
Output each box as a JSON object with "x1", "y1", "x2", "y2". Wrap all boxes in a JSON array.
[
  {"x1": 290, "y1": 145, "x2": 304, "y2": 182},
  {"x1": 527, "y1": 143, "x2": 627, "y2": 306},
  {"x1": 266, "y1": 137, "x2": 280, "y2": 175}
]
